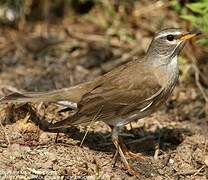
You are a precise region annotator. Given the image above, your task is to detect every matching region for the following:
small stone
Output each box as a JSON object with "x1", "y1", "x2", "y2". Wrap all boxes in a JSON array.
[
  {"x1": 9, "y1": 143, "x2": 20, "y2": 151},
  {"x1": 204, "y1": 155, "x2": 208, "y2": 166},
  {"x1": 23, "y1": 146, "x2": 31, "y2": 152},
  {"x1": 1, "y1": 143, "x2": 8, "y2": 148},
  {"x1": 158, "y1": 169, "x2": 164, "y2": 175},
  {"x1": 86, "y1": 175, "x2": 96, "y2": 180},
  {"x1": 39, "y1": 132, "x2": 49, "y2": 144},
  {"x1": 8, "y1": 143, "x2": 21, "y2": 158},
  {"x1": 169, "y1": 158, "x2": 174, "y2": 164},
  {"x1": 48, "y1": 152, "x2": 57, "y2": 162},
  {"x1": 42, "y1": 161, "x2": 53, "y2": 169}
]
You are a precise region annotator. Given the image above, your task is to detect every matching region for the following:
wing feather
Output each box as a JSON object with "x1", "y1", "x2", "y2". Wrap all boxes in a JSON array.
[{"x1": 69, "y1": 60, "x2": 164, "y2": 125}]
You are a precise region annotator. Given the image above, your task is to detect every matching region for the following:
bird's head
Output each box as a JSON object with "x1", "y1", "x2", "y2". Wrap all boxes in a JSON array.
[{"x1": 146, "y1": 28, "x2": 201, "y2": 66}]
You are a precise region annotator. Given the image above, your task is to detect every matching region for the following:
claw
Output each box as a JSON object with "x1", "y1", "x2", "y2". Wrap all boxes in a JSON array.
[
  {"x1": 125, "y1": 164, "x2": 141, "y2": 177},
  {"x1": 125, "y1": 150, "x2": 147, "y2": 160},
  {"x1": 112, "y1": 126, "x2": 142, "y2": 177}
]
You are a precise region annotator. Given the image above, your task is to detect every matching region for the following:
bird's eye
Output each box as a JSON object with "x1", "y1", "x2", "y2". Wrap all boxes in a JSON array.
[{"x1": 167, "y1": 34, "x2": 175, "y2": 41}]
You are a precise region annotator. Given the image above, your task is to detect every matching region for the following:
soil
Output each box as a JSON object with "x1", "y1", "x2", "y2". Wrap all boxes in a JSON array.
[{"x1": 0, "y1": 2, "x2": 208, "y2": 179}]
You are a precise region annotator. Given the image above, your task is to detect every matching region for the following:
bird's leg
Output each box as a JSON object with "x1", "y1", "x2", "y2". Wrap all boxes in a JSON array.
[
  {"x1": 112, "y1": 149, "x2": 119, "y2": 167},
  {"x1": 55, "y1": 132, "x2": 59, "y2": 143},
  {"x1": 119, "y1": 137, "x2": 146, "y2": 160},
  {"x1": 112, "y1": 126, "x2": 140, "y2": 176}
]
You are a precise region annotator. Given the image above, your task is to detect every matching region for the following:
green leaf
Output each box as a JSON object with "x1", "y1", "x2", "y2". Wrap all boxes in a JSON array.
[
  {"x1": 170, "y1": 0, "x2": 182, "y2": 12},
  {"x1": 181, "y1": 15, "x2": 197, "y2": 24},
  {"x1": 181, "y1": 14, "x2": 208, "y2": 32},
  {"x1": 197, "y1": 39, "x2": 208, "y2": 46},
  {"x1": 186, "y1": 2, "x2": 208, "y2": 14}
]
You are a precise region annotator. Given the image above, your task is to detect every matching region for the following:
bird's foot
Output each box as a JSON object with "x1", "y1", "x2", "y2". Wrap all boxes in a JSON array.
[
  {"x1": 119, "y1": 140, "x2": 147, "y2": 160},
  {"x1": 111, "y1": 126, "x2": 142, "y2": 177},
  {"x1": 124, "y1": 150, "x2": 147, "y2": 160},
  {"x1": 122, "y1": 163, "x2": 141, "y2": 177}
]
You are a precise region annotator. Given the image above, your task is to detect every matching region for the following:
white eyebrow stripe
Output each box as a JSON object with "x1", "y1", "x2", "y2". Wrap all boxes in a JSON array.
[{"x1": 156, "y1": 31, "x2": 182, "y2": 39}]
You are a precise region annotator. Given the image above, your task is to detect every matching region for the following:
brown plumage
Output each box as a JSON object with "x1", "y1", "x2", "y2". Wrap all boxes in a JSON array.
[{"x1": 0, "y1": 28, "x2": 200, "y2": 176}]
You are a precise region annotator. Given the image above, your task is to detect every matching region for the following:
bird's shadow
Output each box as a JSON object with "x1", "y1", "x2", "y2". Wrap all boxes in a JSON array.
[
  {"x1": 34, "y1": 113, "x2": 191, "y2": 156},
  {"x1": 54, "y1": 125, "x2": 192, "y2": 156},
  {"x1": 7, "y1": 103, "x2": 192, "y2": 156}
]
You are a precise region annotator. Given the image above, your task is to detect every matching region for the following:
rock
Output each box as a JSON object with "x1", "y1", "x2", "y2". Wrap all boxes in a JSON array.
[
  {"x1": 48, "y1": 152, "x2": 57, "y2": 162},
  {"x1": 204, "y1": 155, "x2": 208, "y2": 167},
  {"x1": 8, "y1": 143, "x2": 21, "y2": 158},
  {"x1": 39, "y1": 132, "x2": 50, "y2": 144},
  {"x1": 42, "y1": 161, "x2": 53, "y2": 169},
  {"x1": 169, "y1": 158, "x2": 174, "y2": 164}
]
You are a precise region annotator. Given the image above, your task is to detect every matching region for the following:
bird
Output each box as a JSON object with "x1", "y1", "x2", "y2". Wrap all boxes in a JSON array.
[{"x1": 0, "y1": 28, "x2": 200, "y2": 176}]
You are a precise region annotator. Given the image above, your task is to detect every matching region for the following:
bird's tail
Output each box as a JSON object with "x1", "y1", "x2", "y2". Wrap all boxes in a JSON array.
[
  {"x1": 0, "y1": 82, "x2": 94, "y2": 105},
  {"x1": 0, "y1": 87, "x2": 82, "y2": 109},
  {"x1": 0, "y1": 90, "x2": 63, "y2": 103}
]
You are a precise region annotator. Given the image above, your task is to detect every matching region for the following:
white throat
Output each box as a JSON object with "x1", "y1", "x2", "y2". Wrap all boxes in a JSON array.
[
  {"x1": 168, "y1": 55, "x2": 178, "y2": 73},
  {"x1": 153, "y1": 55, "x2": 179, "y2": 87}
]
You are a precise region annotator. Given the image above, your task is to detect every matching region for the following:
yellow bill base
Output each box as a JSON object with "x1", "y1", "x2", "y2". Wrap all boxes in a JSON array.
[{"x1": 179, "y1": 33, "x2": 197, "y2": 41}]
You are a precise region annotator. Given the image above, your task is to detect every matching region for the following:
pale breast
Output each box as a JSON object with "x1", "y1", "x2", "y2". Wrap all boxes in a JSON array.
[{"x1": 109, "y1": 56, "x2": 179, "y2": 127}]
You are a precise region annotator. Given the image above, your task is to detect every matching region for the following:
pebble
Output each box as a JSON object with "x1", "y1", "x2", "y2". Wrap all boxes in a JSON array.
[
  {"x1": 42, "y1": 161, "x2": 53, "y2": 169},
  {"x1": 39, "y1": 132, "x2": 50, "y2": 144},
  {"x1": 48, "y1": 152, "x2": 57, "y2": 162},
  {"x1": 8, "y1": 143, "x2": 21, "y2": 158},
  {"x1": 169, "y1": 158, "x2": 174, "y2": 164},
  {"x1": 204, "y1": 155, "x2": 208, "y2": 167}
]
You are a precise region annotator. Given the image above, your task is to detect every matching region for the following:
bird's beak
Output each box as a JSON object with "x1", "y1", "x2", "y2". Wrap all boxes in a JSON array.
[{"x1": 179, "y1": 31, "x2": 201, "y2": 41}]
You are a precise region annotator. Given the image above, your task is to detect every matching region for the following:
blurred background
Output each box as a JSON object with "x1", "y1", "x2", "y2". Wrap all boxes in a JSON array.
[
  {"x1": 0, "y1": 0, "x2": 207, "y2": 91},
  {"x1": 0, "y1": 0, "x2": 208, "y2": 179}
]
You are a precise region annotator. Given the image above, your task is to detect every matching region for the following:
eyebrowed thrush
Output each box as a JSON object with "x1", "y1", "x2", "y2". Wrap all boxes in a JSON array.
[{"x1": 0, "y1": 28, "x2": 200, "y2": 176}]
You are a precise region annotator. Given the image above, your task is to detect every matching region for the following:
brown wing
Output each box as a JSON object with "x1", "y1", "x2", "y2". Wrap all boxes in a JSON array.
[{"x1": 69, "y1": 59, "x2": 163, "y2": 125}]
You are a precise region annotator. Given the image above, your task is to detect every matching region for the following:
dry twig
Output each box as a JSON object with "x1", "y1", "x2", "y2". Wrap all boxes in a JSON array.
[
  {"x1": 193, "y1": 165, "x2": 205, "y2": 176},
  {"x1": 80, "y1": 105, "x2": 103, "y2": 147},
  {"x1": 184, "y1": 46, "x2": 208, "y2": 103}
]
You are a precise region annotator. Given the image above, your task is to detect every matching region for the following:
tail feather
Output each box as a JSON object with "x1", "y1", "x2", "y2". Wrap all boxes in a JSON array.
[
  {"x1": 0, "y1": 82, "x2": 95, "y2": 104},
  {"x1": 0, "y1": 91, "x2": 79, "y2": 109},
  {"x1": 0, "y1": 92, "x2": 29, "y2": 102},
  {"x1": 0, "y1": 92, "x2": 32, "y2": 103},
  {"x1": 0, "y1": 90, "x2": 67, "y2": 103}
]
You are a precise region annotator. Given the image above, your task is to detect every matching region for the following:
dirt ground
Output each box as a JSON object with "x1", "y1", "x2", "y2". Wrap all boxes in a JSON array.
[{"x1": 0, "y1": 1, "x2": 208, "y2": 179}]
